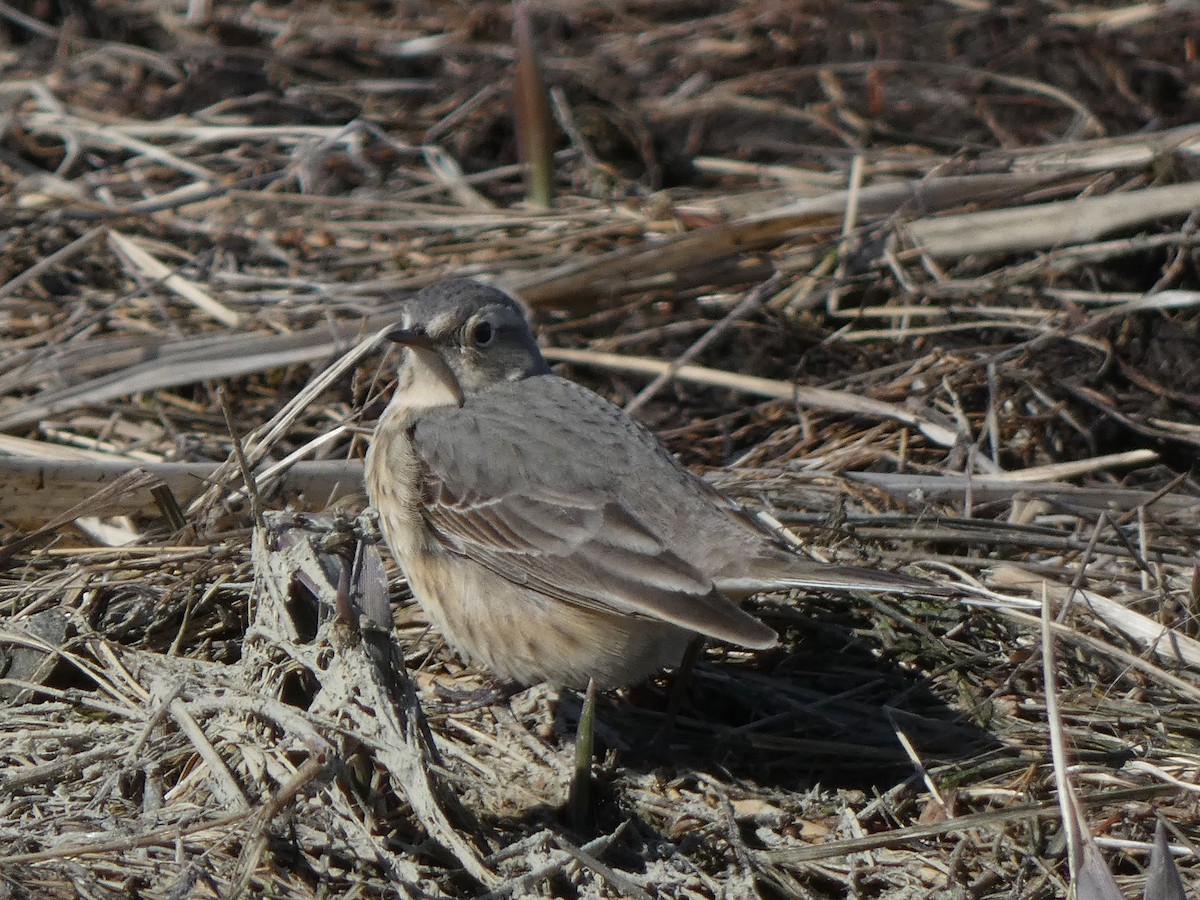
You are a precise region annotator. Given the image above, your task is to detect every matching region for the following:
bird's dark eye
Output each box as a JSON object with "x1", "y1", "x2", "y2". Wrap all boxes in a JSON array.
[{"x1": 471, "y1": 319, "x2": 494, "y2": 347}]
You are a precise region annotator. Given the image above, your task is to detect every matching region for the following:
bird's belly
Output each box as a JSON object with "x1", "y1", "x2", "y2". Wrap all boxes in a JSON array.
[{"x1": 404, "y1": 548, "x2": 691, "y2": 690}]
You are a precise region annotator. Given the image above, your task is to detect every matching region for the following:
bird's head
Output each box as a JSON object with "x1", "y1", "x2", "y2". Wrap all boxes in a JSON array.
[{"x1": 386, "y1": 279, "x2": 550, "y2": 396}]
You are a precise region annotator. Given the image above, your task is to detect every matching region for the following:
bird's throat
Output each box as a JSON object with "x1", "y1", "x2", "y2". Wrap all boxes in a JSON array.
[{"x1": 390, "y1": 346, "x2": 464, "y2": 418}]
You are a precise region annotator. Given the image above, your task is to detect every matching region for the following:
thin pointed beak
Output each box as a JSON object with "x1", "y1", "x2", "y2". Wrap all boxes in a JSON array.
[{"x1": 385, "y1": 325, "x2": 435, "y2": 349}]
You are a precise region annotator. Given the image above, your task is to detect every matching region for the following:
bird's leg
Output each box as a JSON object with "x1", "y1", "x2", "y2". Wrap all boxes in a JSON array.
[
  {"x1": 568, "y1": 677, "x2": 597, "y2": 830},
  {"x1": 653, "y1": 636, "x2": 706, "y2": 749},
  {"x1": 430, "y1": 679, "x2": 520, "y2": 714}
]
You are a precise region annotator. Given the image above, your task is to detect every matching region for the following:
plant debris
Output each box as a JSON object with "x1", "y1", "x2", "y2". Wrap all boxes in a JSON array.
[{"x1": 1, "y1": 1, "x2": 1199, "y2": 896}]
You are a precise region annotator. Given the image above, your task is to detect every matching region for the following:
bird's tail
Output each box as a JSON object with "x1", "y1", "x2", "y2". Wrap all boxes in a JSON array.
[{"x1": 717, "y1": 558, "x2": 955, "y2": 599}]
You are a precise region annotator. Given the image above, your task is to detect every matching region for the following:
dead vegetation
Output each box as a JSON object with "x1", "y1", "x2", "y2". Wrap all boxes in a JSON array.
[{"x1": 1, "y1": 0, "x2": 1199, "y2": 897}]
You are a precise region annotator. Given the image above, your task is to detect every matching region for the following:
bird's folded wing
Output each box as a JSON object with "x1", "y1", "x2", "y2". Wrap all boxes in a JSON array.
[{"x1": 409, "y1": 405, "x2": 777, "y2": 649}]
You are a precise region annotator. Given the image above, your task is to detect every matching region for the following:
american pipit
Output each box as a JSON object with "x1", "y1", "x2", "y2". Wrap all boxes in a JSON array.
[{"x1": 367, "y1": 279, "x2": 944, "y2": 690}]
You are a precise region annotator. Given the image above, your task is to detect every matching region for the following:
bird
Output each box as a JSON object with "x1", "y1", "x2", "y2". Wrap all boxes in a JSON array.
[{"x1": 366, "y1": 278, "x2": 946, "y2": 691}]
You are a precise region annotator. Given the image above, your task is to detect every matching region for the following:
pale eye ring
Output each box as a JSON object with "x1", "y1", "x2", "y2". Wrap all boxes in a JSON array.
[{"x1": 471, "y1": 319, "x2": 494, "y2": 347}]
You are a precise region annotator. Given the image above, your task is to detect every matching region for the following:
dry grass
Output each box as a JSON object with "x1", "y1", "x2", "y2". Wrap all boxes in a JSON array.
[{"x1": 1, "y1": 1, "x2": 1200, "y2": 896}]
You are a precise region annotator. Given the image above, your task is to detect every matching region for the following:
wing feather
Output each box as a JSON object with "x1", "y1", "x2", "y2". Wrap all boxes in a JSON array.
[{"x1": 411, "y1": 379, "x2": 777, "y2": 649}]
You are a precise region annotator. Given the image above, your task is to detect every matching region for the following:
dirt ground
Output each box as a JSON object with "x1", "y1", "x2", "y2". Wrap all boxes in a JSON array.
[{"x1": 1, "y1": 1, "x2": 1200, "y2": 897}]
